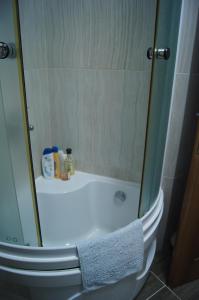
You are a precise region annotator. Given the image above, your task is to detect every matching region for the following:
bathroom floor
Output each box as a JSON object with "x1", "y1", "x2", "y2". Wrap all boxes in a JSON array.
[
  {"x1": 135, "y1": 253, "x2": 199, "y2": 300},
  {"x1": 1, "y1": 253, "x2": 199, "y2": 300}
]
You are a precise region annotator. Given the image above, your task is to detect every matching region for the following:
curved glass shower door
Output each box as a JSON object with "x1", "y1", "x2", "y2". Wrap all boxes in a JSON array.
[
  {"x1": 0, "y1": 0, "x2": 40, "y2": 246},
  {"x1": 0, "y1": 0, "x2": 182, "y2": 248},
  {"x1": 0, "y1": 83, "x2": 24, "y2": 245},
  {"x1": 139, "y1": 0, "x2": 182, "y2": 216},
  {"x1": 18, "y1": 0, "x2": 160, "y2": 247}
]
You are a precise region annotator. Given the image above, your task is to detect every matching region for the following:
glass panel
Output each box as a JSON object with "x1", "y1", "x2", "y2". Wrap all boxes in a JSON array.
[
  {"x1": 0, "y1": 0, "x2": 40, "y2": 246},
  {"x1": 139, "y1": 0, "x2": 182, "y2": 216},
  {"x1": 18, "y1": 0, "x2": 158, "y2": 246},
  {"x1": 0, "y1": 82, "x2": 24, "y2": 245},
  {"x1": 0, "y1": 0, "x2": 182, "y2": 246}
]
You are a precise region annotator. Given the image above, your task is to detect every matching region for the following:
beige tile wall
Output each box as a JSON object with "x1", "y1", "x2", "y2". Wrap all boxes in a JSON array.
[
  {"x1": 19, "y1": 0, "x2": 156, "y2": 181},
  {"x1": 159, "y1": 0, "x2": 199, "y2": 249}
]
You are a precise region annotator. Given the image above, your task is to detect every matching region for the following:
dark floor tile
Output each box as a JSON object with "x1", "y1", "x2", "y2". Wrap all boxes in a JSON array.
[
  {"x1": 135, "y1": 273, "x2": 164, "y2": 300},
  {"x1": 151, "y1": 253, "x2": 171, "y2": 283},
  {"x1": 149, "y1": 287, "x2": 179, "y2": 300},
  {"x1": 0, "y1": 291, "x2": 28, "y2": 300},
  {"x1": 0, "y1": 282, "x2": 29, "y2": 300},
  {"x1": 174, "y1": 279, "x2": 199, "y2": 300}
]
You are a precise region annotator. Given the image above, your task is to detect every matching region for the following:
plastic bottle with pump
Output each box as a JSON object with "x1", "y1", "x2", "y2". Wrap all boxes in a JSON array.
[{"x1": 65, "y1": 148, "x2": 75, "y2": 176}]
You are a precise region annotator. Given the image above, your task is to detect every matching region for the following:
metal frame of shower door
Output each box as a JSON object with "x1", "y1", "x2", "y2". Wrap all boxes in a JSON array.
[
  {"x1": 12, "y1": 0, "x2": 42, "y2": 246},
  {"x1": 139, "y1": 0, "x2": 182, "y2": 216},
  {"x1": 13, "y1": 0, "x2": 161, "y2": 240},
  {"x1": 13, "y1": 0, "x2": 161, "y2": 243},
  {"x1": 138, "y1": 0, "x2": 160, "y2": 217}
]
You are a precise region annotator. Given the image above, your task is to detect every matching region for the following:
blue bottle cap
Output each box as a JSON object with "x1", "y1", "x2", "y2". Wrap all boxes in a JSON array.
[
  {"x1": 52, "y1": 146, "x2": 59, "y2": 153},
  {"x1": 43, "y1": 148, "x2": 52, "y2": 155}
]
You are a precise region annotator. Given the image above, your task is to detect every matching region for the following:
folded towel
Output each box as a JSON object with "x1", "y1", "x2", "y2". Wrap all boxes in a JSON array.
[{"x1": 77, "y1": 219, "x2": 144, "y2": 292}]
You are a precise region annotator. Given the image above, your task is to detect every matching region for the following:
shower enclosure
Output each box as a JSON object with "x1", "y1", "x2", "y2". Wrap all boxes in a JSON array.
[{"x1": 0, "y1": 0, "x2": 181, "y2": 299}]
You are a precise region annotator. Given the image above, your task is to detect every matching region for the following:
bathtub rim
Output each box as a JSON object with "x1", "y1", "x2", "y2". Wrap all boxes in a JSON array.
[
  {"x1": 35, "y1": 171, "x2": 141, "y2": 195},
  {"x1": 0, "y1": 188, "x2": 163, "y2": 273}
]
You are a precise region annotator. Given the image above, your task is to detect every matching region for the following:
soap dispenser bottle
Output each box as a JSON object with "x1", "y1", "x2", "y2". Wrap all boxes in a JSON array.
[{"x1": 65, "y1": 148, "x2": 75, "y2": 176}]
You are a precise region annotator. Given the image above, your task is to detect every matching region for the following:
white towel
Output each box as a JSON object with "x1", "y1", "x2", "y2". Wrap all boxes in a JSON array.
[{"x1": 77, "y1": 219, "x2": 144, "y2": 291}]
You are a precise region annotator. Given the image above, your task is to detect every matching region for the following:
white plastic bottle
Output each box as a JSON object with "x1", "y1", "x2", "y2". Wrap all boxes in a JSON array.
[{"x1": 42, "y1": 148, "x2": 54, "y2": 179}]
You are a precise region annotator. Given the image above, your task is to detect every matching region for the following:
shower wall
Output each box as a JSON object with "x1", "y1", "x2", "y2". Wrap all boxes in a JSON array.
[{"x1": 19, "y1": 0, "x2": 156, "y2": 181}]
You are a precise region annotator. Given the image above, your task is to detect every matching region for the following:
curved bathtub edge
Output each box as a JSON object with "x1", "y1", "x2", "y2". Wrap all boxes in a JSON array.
[
  {"x1": 141, "y1": 188, "x2": 164, "y2": 226},
  {"x1": 0, "y1": 265, "x2": 82, "y2": 288},
  {"x1": 36, "y1": 171, "x2": 141, "y2": 195},
  {"x1": 0, "y1": 188, "x2": 164, "y2": 272},
  {"x1": 0, "y1": 188, "x2": 164, "y2": 300}
]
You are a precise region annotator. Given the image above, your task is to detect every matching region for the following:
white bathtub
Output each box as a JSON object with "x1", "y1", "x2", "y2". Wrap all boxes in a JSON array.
[
  {"x1": 0, "y1": 171, "x2": 163, "y2": 300},
  {"x1": 36, "y1": 171, "x2": 141, "y2": 247}
]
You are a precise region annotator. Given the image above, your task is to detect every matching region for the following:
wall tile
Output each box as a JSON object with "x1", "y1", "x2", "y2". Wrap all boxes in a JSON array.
[
  {"x1": 49, "y1": 69, "x2": 150, "y2": 182},
  {"x1": 176, "y1": 0, "x2": 199, "y2": 74},
  {"x1": 159, "y1": 0, "x2": 199, "y2": 251},
  {"x1": 158, "y1": 1, "x2": 199, "y2": 251},
  {"x1": 163, "y1": 74, "x2": 189, "y2": 178},
  {"x1": 163, "y1": 73, "x2": 199, "y2": 179},
  {"x1": 24, "y1": 70, "x2": 52, "y2": 177},
  {"x1": 19, "y1": 0, "x2": 156, "y2": 180},
  {"x1": 175, "y1": 73, "x2": 199, "y2": 176},
  {"x1": 158, "y1": 175, "x2": 186, "y2": 250},
  {"x1": 158, "y1": 176, "x2": 175, "y2": 249},
  {"x1": 19, "y1": 0, "x2": 156, "y2": 71},
  {"x1": 19, "y1": 0, "x2": 48, "y2": 69}
]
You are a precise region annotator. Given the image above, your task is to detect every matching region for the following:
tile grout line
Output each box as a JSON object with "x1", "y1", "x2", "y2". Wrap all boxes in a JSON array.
[
  {"x1": 24, "y1": 66, "x2": 150, "y2": 72},
  {"x1": 164, "y1": 285, "x2": 182, "y2": 300},
  {"x1": 150, "y1": 271, "x2": 167, "y2": 286},
  {"x1": 145, "y1": 286, "x2": 165, "y2": 300},
  {"x1": 150, "y1": 271, "x2": 182, "y2": 300}
]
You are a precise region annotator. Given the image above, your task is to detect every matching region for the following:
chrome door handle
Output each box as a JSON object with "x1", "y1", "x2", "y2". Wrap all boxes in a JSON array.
[
  {"x1": 28, "y1": 124, "x2": 34, "y2": 131},
  {"x1": 147, "y1": 47, "x2": 170, "y2": 60},
  {"x1": 155, "y1": 48, "x2": 170, "y2": 60},
  {"x1": 0, "y1": 42, "x2": 15, "y2": 59},
  {"x1": 147, "y1": 47, "x2": 153, "y2": 60}
]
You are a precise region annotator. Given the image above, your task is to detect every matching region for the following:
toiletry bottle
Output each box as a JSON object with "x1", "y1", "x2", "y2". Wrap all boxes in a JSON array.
[
  {"x1": 42, "y1": 148, "x2": 54, "y2": 179},
  {"x1": 59, "y1": 150, "x2": 68, "y2": 181},
  {"x1": 64, "y1": 154, "x2": 70, "y2": 180},
  {"x1": 52, "y1": 146, "x2": 61, "y2": 178},
  {"x1": 66, "y1": 148, "x2": 75, "y2": 176}
]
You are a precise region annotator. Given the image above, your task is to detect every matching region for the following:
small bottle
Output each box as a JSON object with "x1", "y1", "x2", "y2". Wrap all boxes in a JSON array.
[
  {"x1": 66, "y1": 148, "x2": 75, "y2": 176},
  {"x1": 42, "y1": 148, "x2": 54, "y2": 179},
  {"x1": 52, "y1": 146, "x2": 61, "y2": 178},
  {"x1": 59, "y1": 150, "x2": 68, "y2": 181},
  {"x1": 63, "y1": 153, "x2": 70, "y2": 180},
  {"x1": 64, "y1": 153, "x2": 70, "y2": 180}
]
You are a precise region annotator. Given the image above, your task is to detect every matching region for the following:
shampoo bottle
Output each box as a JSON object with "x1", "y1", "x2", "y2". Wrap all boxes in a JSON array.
[
  {"x1": 42, "y1": 148, "x2": 54, "y2": 179},
  {"x1": 52, "y1": 146, "x2": 61, "y2": 178}
]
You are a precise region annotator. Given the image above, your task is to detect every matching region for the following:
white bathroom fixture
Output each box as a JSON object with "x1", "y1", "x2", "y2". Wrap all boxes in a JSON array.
[{"x1": 0, "y1": 172, "x2": 163, "y2": 300}]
